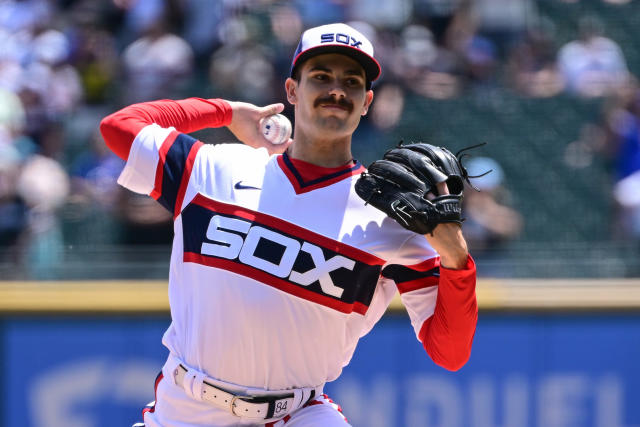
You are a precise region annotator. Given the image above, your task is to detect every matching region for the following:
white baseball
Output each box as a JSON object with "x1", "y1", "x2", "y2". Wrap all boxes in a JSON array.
[{"x1": 260, "y1": 114, "x2": 292, "y2": 145}]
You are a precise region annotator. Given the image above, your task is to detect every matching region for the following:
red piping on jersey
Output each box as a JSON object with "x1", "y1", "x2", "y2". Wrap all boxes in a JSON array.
[
  {"x1": 173, "y1": 140, "x2": 204, "y2": 218},
  {"x1": 142, "y1": 372, "x2": 163, "y2": 419},
  {"x1": 184, "y1": 253, "x2": 370, "y2": 315},
  {"x1": 403, "y1": 256, "x2": 440, "y2": 272},
  {"x1": 392, "y1": 256, "x2": 441, "y2": 294},
  {"x1": 150, "y1": 130, "x2": 179, "y2": 200},
  {"x1": 191, "y1": 194, "x2": 386, "y2": 265},
  {"x1": 419, "y1": 255, "x2": 477, "y2": 371},
  {"x1": 277, "y1": 155, "x2": 365, "y2": 194},
  {"x1": 287, "y1": 156, "x2": 356, "y2": 181},
  {"x1": 396, "y1": 275, "x2": 439, "y2": 294},
  {"x1": 264, "y1": 414, "x2": 292, "y2": 426}
]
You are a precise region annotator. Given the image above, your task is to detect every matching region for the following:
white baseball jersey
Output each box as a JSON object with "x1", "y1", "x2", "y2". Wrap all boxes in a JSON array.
[{"x1": 103, "y1": 98, "x2": 476, "y2": 394}]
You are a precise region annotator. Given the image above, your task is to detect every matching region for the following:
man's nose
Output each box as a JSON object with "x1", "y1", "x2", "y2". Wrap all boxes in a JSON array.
[{"x1": 328, "y1": 84, "x2": 347, "y2": 98}]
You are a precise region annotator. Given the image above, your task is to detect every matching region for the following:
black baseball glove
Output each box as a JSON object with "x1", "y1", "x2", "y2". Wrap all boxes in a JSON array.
[{"x1": 355, "y1": 142, "x2": 485, "y2": 235}]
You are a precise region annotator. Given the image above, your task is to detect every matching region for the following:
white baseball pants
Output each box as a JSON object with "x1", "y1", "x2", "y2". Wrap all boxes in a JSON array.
[{"x1": 135, "y1": 370, "x2": 350, "y2": 427}]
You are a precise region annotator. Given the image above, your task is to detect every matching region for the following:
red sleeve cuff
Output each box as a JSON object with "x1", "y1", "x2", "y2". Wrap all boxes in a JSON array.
[
  {"x1": 418, "y1": 254, "x2": 477, "y2": 371},
  {"x1": 440, "y1": 254, "x2": 476, "y2": 279},
  {"x1": 211, "y1": 98, "x2": 233, "y2": 126}
]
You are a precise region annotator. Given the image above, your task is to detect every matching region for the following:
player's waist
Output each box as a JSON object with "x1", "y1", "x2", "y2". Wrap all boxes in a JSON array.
[{"x1": 163, "y1": 353, "x2": 324, "y2": 421}]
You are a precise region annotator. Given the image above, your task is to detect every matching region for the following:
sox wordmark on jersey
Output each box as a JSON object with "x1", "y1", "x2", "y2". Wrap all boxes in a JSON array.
[{"x1": 182, "y1": 194, "x2": 387, "y2": 314}]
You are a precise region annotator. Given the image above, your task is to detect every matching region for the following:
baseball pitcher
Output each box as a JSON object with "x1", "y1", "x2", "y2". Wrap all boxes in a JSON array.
[{"x1": 101, "y1": 23, "x2": 478, "y2": 427}]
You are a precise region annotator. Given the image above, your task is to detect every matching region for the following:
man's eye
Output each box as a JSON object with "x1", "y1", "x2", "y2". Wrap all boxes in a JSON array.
[
  {"x1": 314, "y1": 74, "x2": 328, "y2": 81},
  {"x1": 347, "y1": 78, "x2": 362, "y2": 86}
]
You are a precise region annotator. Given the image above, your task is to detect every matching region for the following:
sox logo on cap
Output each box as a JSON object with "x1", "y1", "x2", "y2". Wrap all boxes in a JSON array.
[
  {"x1": 291, "y1": 23, "x2": 381, "y2": 85},
  {"x1": 320, "y1": 33, "x2": 363, "y2": 48}
]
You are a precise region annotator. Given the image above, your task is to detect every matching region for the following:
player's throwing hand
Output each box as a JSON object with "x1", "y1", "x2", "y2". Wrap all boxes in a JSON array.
[{"x1": 226, "y1": 101, "x2": 293, "y2": 154}]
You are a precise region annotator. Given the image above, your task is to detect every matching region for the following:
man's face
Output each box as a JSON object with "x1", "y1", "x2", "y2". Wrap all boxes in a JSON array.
[{"x1": 286, "y1": 53, "x2": 374, "y2": 139}]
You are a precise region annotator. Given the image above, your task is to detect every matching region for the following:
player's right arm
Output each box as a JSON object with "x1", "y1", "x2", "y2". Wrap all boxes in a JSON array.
[
  {"x1": 100, "y1": 98, "x2": 234, "y2": 161},
  {"x1": 100, "y1": 99, "x2": 290, "y2": 161},
  {"x1": 100, "y1": 98, "x2": 291, "y2": 216},
  {"x1": 100, "y1": 98, "x2": 235, "y2": 216}
]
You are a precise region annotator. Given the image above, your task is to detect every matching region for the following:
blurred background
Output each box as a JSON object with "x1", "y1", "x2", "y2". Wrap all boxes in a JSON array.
[{"x1": 0, "y1": 0, "x2": 639, "y2": 426}]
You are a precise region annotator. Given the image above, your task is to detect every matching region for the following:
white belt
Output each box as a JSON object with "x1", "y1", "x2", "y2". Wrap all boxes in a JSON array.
[{"x1": 167, "y1": 358, "x2": 322, "y2": 420}]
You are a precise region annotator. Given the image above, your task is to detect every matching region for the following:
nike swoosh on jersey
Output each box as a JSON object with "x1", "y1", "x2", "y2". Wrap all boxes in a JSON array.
[{"x1": 234, "y1": 181, "x2": 262, "y2": 190}]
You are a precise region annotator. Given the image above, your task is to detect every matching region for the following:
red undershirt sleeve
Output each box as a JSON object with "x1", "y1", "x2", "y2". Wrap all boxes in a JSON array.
[
  {"x1": 418, "y1": 255, "x2": 478, "y2": 371},
  {"x1": 99, "y1": 98, "x2": 233, "y2": 160}
]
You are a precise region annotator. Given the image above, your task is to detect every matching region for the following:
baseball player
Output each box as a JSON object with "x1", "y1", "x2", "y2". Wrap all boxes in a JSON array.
[{"x1": 100, "y1": 23, "x2": 477, "y2": 427}]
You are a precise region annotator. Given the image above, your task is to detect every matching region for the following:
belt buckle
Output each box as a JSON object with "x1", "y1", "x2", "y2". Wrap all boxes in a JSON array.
[{"x1": 230, "y1": 395, "x2": 244, "y2": 417}]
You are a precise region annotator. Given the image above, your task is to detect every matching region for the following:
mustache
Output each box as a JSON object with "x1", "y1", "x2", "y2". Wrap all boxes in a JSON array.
[{"x1": 314, "y1": 96, "x2": 353, "y2": 111}]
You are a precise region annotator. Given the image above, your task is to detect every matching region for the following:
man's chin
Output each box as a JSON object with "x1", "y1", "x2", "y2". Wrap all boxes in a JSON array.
[{"x1": 316, "y1": 116, "x2": 351, "y2": 132}]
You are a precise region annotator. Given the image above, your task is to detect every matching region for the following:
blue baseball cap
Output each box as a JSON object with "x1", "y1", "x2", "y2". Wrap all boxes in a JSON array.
[{"x1": 291, "y1": 23, "x2": 381, "y2": 88}]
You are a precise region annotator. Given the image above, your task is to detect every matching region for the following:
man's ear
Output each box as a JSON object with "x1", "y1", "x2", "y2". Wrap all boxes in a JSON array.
[
  {"x1": 361, "y1": 90, "x2": 374, "y2": 116},
  {"x1": 285, "y1": 78, "x2": 298, "y2": 105}
]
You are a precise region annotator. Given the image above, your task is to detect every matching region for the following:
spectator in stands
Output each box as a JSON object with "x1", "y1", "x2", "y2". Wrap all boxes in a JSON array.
[
  {"x1": 114, "y1": 189, "x2": 174, "y2": 245},
  {"x1": 0, "y1": 132, "x2": 27, "y2": 271},
  {"x1": 269, "y1": 4, "x2": 304, "y2": 52},
  {"x1": 181, "y1": 0, "x2": 225, "y2": 63},
  {"x1": 208, "y1": 16, "x2": 279, "y2": 105},
  {"x1": 0, "y1": 0, "x2": 52, "y2": 35},
  {"x1": 16, "y1": 64, "x2": 51, "y2": 143},
  {"x1": 462, "y1": 157, "x2": 523, "y2": 275},
  {"x1": 563, "y1": 122, "x2": 606, "y2": 170},
  {"x1": 294, "y1": 0, "x2": 348, "y2": 26},
  {"x1": 66, "y1": 2, "x2": 120, "y2": 105},
  {"x1": 394, "y1": 24, "x2": 463, "y2": 99},
  {"x1": 352, "y1": 82, "x2": 406, "y2": 165},
  {"x1": 0, "y1": 90, "x2": 31, "y2": 275},
  {"x1": 30, "y1": 28, "x2": 84, "y2": 116},
  {"x1": 413, "y1": 0, "x2": 464, "y2": 47},
  {"x1": 439, "y1": 4, "x2": 498, "y2": 95},
  {"x1": 505, "y1": 19, "x2": 565, "y2": 98},
  {"x1": 557, "y1": 15, "x2": 629, "y2": 98},
  {"x1": 268, "y1": 4, "x2": 304, "y2": 80},
  {"x1": 122, "y1": 14, "x2": 194, "y2": 103},
  {"x1": 14, "y1": 151, "x2": 70, "y2": 279},
  {"x1": 603, "y1": 82, "x2": 640, "y2": 240},
  {"x1": 347, "y1": 0, "x2": 413, "y2": 29},
  {"x1": 461, "y1": 34, "x2": 499, "y2": 91},
  {"x1": 606, "y1": 83, "x2": 640, "y2": 181},
  {"x1": 470, "y1": 0, "x2": 537, "y2": 57},
  {"x1": 66, "y1": 130, "x2": 124, "y2": 245},
  {"x1": 0, "y1": 87, "x2": 25, "y2": 136},
  {"x1": 613, "y1": 171, "x2": 640, "y2": 241}
]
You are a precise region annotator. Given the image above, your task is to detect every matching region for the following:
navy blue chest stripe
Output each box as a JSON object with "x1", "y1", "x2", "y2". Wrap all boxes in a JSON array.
[
  {"x1": 157, "y1": 133, "x2": 199, "y2": 212},
  {"x1": 282, "y1": 152, "x2": 362, "y2": 188},
  {"x1": 381, "y1": 264, "x2": 439, "y2": 284}
]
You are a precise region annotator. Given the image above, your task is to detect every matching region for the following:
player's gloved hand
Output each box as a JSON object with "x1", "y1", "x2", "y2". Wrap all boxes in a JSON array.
[
  {"x1": 355, "y1": 142, "x2": 484, "y2": 235},
  {"x1": 226, "y1": 101, "x2": 293, "y2": 155}
]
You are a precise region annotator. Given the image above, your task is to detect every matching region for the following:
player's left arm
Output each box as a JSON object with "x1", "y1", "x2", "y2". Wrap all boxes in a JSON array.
[
  {"x1": 420, "y1": 221, "x2": 477, "y2": 371},
  {"x1": 418, "y1": 181, "x2": 477, "y2": 371},
  {"x1": 356, "y1": 142, "x2": 478, "y2": 370},
  {"x1": 382, "y1": 223, "x2": 476, "y2": 371}
]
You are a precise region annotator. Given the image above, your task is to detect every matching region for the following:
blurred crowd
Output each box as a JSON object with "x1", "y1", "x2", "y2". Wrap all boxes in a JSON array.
[{"x1": 0, "y1": 0, "x2": 639, "y2": 279}]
